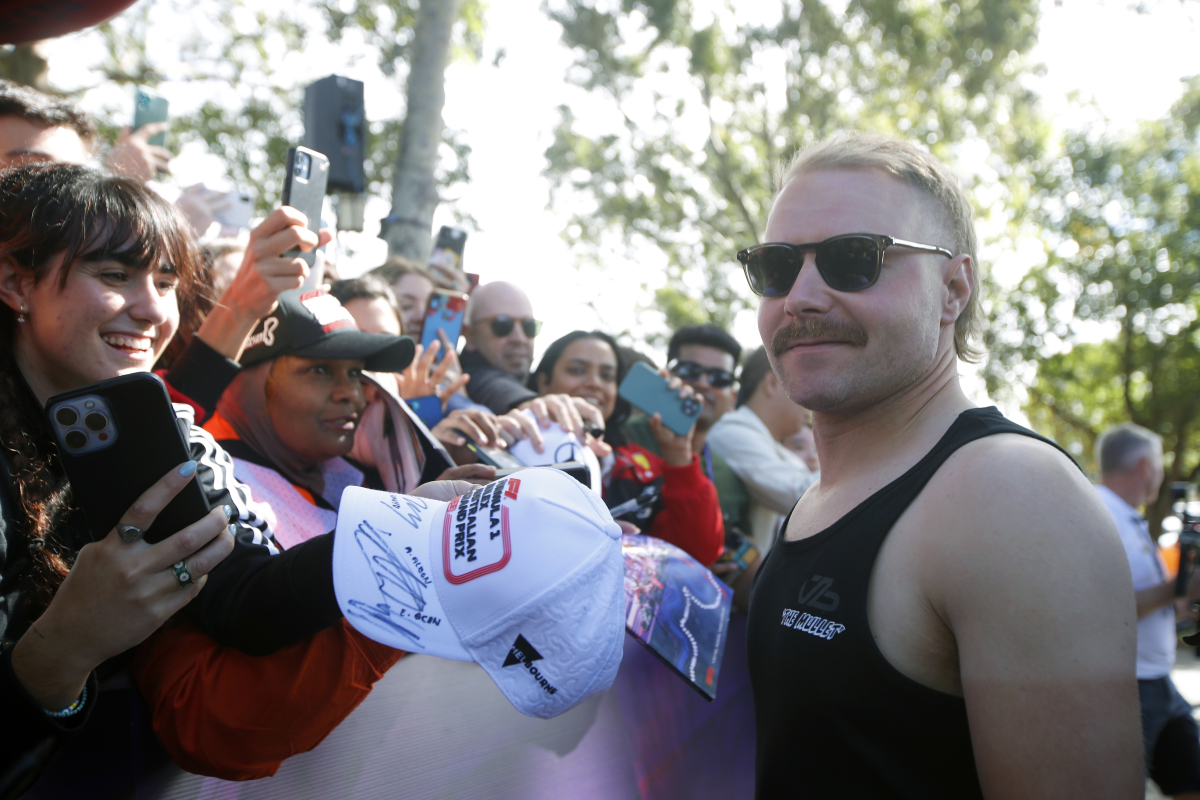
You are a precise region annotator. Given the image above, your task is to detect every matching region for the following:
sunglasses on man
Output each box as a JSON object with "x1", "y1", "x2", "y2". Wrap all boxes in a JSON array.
[
  {"x1": 736, "y1": 233, "x2": 954, "y2": 297},
  {"x1": 668, "y1": 360, "x2": 736, "y2": 389},
  {"x1": 480, "y1": 315, "x2": 542, "y2": 338}
]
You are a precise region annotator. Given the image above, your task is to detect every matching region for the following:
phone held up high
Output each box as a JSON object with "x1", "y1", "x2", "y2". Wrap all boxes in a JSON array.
[
  {"x1": 428, "y1": 226, "x2": 468, "y2": 287},
  {"x1": 617, "y1": 361, "x2": 702, "y2": 437},
  {"x1": 281, "y1": 146, "x2": 330, "y2": 291},
  {"x1": 132, "y1": 87, "x2": 169, "y2": 147},
  {"x1": 46, "y1": 373, "x2": 211, "y2": 545},
  {"x1": 420, "y1": 290, "x2": 468, "y2": 364}
]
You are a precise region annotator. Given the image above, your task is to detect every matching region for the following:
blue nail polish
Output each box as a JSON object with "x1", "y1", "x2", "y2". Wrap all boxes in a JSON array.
[
  {"x1": 229, "y1": 524, "x2": 236, "y2": 534},
  {"x1": 222, "y1": 504, "x2": 232, "y2": 518},
  {"x1": 179, "y1": 460, "x2": 198, "y2": 477}
]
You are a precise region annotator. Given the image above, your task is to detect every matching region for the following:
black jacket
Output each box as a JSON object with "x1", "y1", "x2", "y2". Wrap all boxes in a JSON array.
[{"x1": 459, "y1": 349, "x2": 537, "y2": 414}]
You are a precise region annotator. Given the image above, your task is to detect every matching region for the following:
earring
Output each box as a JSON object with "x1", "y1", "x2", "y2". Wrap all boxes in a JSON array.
[{"x1": 15, "y1": 307, "x2": 27, "y2": 323}]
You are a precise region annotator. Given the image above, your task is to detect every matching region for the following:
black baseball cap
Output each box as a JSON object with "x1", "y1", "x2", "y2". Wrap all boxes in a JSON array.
[{"x1": 239, "y1": 289, "x2": 415, "y2": 372}]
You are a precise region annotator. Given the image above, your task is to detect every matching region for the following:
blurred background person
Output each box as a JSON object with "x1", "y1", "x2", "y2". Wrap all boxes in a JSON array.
[
  {"x1": 1096, "y1": 423, "x2": 1200, "y2": 799},
  {"x1": 369, "y1": 256, "x2": 437, "y2": 340},
  {"x1": 623, "y1": 323, "x2": 751, "y2": 550},
  {"x1": 709, "y1": 345, "x2": 817, "y2": 555}
]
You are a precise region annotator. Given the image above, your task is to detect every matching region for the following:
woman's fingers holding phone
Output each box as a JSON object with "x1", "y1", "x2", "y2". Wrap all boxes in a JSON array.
[
  {"x1": 111, "y1": 460, "x2": 201, "y2": 541},
  {"x1": 148, "y1": 502, "x2": 235, "y2": 573}
]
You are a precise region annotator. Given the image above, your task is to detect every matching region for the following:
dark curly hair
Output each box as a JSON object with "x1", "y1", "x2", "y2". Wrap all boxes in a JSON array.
[{"x1": 0, "y1": 161, "x2": 203, "y2": 618}]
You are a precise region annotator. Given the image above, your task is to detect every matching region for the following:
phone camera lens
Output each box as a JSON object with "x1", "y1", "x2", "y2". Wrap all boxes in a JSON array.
[
  {"x1": 55, "y1": 407, "x2": 79, "y2": 427},
  {"x1": 64, "y1": 430, "x2": 87, "y2": 449},
  {"x1": 84, "y1": 412, "x2": 108, "y2": 432},
  {"x1": 681, "y1": 397, "x2": 701, "y2": 416}
]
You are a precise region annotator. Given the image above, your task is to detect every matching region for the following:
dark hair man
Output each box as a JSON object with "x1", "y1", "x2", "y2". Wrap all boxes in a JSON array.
[
  {"x1": 742, "y1": 132, "x2": 1140, "y2": 797},
  {"x1": 708, "y1": 345, "x2": 816, "y2": 554},
  {"x1": 0, "y1": 79, "x2": 167, "y2": 177},
  {"x1": 0, "y1": 79, "x2": 95, "y2": 166},
  {"x1": 1096, "y1": 423, "x2": 1200, "y2": 798},
  {"x1": 623, "y1": 323, "x2": 752, "y2": 541}
]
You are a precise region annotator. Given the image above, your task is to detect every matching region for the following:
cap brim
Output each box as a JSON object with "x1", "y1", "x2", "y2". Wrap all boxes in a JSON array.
[
  {"x1": 333, "y1": 486, "x2": 472, "y2": 660},
  {"x1": 294, "y1": 331, "x2": 416, "y2": 372}
]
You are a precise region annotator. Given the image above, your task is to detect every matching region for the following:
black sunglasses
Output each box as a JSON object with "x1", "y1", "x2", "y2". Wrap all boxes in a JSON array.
[
  {"x1": 486, "y1": 315, "x2": 542, "y2": 338},
  {"x1": 669, "y1": 360, "x2": 736, "y2": 389},
  {"x1": 736, "y1": 233, "x2": 954, "y2": 296}
]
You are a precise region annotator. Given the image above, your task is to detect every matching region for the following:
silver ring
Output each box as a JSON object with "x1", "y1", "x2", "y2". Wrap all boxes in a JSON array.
[
  {"x1": 117, "y1": 524, "x2": 143, "y2": 544},
  {"x1": 172, "y1": 560, "x2": 194, "y2": 588}
]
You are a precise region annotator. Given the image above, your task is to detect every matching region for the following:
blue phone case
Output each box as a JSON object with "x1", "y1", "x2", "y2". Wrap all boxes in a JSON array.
[
  {"x1": 420, "y1": 291, "x2": 467, "y2": 363},
  {"x1": 406, "y1": 395, "x2": 444, "y2": 429},
  {"x1": 617, "y1": 362, "x2": 702, "y2": 437}
]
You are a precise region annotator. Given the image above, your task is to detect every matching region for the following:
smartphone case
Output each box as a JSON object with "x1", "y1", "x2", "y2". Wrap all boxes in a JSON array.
[
  {"x1": 281, "y1": 146, "x2": 331, "y2": 284},
  {"x1": 420, "y1": 291, "x2": 467, "y2": 364},
  {"x1": 46, "y1": 373, "x2": 211, "y2": 544},
  {"x1": 133, "y1": 89, "x2": 169, "y2": 147},
  {"x1": 617, "y1": 362, "x2": 702, "y2": 437}
]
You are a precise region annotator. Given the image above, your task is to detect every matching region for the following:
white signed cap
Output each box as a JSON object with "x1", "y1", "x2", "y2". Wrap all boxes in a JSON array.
[
  {"x1": 507, "y1": 411, "x2": 602, "y2": 495},
  {"x1": 332, "y1": 468, "x2": 624, "y2": 719}
]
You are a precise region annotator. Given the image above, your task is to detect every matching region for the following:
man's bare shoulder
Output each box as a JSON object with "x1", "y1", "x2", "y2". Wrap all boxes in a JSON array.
[
  {"x1": 907, "y1": 430, "x2": 1129, "y2": 623},
  {"x1": 927, "y1": 432, "x2": 1107, "y2": 535}
]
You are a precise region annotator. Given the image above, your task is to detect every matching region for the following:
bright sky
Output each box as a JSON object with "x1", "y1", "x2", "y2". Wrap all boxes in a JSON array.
[{"x1": 43, "y1": 0, "x2": 1200, "y2": 395}]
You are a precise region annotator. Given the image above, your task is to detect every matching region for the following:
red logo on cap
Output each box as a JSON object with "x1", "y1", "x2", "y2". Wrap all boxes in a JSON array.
[
  {"x1": 504, "y1": 478, "x2": 520, "y2": 500},
  {"x1": 442, "y1": 499, "x2": 512, "y2": 585}
]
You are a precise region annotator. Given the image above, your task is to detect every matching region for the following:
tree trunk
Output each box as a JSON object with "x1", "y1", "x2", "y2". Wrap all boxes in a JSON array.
[{"x1": 381, "y1": 0, "x2": 462, "y2": 262}]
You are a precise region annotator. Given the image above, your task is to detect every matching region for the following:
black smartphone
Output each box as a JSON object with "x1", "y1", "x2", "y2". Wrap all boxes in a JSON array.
[
  {"x1": 281, "y1": 146, "x2": 330, "y2": 290},
  {"x1": 452, "y1": 429, "x2": 523, "y2": 469},
  {"x1": 617, "y1": 361, "x2": 702, "y2": 436},
  {"x1": 46, "y1": 373, "x2": 211, "y2": 544},
  {"x1": 494, "y1": 462, "x2": 591, "y2": 490},
  {"x1": 133, "y1": 87, "x2": 169, "y2": 147}
]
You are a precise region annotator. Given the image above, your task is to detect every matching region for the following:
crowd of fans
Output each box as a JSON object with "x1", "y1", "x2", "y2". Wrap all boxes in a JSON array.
[{"x1": 0, "y1": 78, "x2": 819, "y2": 794}]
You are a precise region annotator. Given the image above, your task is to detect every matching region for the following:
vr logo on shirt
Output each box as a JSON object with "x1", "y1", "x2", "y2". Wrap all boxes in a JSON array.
[
  {"x1": 503, "y1": 634, "x2": 558, "y2": 695},
  {"x1": 799, "y1": 574, "x2": 840, "y2": 611},
  {"x1": 442, "y1": 478, "x2": 516, "y2": 584}
]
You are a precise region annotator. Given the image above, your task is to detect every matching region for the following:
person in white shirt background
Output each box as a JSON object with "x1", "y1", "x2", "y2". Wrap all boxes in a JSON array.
[
  {"x1": 1095, "y1": 423, "x2": 1200, "y2": 799},
  {"x1": 708, "y1": 345, "x2": 817, "y2": 554}
]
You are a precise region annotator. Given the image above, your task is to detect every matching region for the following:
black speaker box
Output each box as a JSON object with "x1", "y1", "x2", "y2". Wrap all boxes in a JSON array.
[{"x1": 303, "y1": 75, "x2": 366, "y2": 193}]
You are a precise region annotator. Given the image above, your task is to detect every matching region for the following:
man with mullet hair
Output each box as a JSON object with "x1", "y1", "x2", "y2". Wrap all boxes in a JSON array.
[{"x1": 740, "y1": 132, "x2": 1141, "y2": 798}]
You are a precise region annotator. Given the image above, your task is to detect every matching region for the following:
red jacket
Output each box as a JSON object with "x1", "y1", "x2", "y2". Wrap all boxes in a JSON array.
[{"x1": 607, "y1": 445, "x2": 724, "y2": 566}]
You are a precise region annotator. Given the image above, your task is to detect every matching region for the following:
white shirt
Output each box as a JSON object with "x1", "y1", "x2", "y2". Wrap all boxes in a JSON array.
[
  {"x1": 1096, "y1": 484, "x2": 1176, "y2": 679},
  {"x1": 707, "y1": 405, "x2": 817, "y2": 553}
]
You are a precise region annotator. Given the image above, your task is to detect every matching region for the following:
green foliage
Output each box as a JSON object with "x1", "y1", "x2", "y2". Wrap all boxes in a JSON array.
[
  {"x1": 543, "y1": 0, "x2": 1049, "y2": 344},
  {"x1": 986, "y1": 79, "x2": 1200, "y2": 525},
  {"x1": 85, "y1": 0, "x2": 480, "y2": 214}
]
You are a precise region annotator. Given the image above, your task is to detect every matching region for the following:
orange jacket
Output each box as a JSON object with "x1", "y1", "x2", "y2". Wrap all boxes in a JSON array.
[
  {"x1": 131, "y1": 617, "x2": 402, "y2": 780},
  {"x1": 130, "y1": 413, "x2": 403, "y2": 780}
]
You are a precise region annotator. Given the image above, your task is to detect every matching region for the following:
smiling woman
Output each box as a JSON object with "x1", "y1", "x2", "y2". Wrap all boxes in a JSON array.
[{"x1": 0, "y1": 163, "x2": 411, "y2": 793}]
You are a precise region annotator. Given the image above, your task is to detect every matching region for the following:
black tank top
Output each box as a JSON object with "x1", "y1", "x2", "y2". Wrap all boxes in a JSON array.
[{"x1": 746, "y1": 407, "x2": 1068, "y2": 799}]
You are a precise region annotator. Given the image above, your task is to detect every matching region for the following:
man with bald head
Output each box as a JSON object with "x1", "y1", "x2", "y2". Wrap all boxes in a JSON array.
[
  {"x1": 460, "y1": 281, "x2": 603, "y2": 437},
  {"x1": 741, "y1": 132, "x2": 1141, "y2": 797}
]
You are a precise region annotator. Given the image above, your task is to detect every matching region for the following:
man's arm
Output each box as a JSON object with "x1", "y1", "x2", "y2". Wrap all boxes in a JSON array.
[
  {"x1": 922, "y1": 434, "x2": 1143, "y2": 799},
  {"x1": 707, "y1": 414, "x2": 815, "y2": 513}
]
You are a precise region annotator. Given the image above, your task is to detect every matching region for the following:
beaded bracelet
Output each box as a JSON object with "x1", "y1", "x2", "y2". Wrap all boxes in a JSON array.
[{"x1": 44, "y1": 685, "x2": 87, "y2": 719}]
